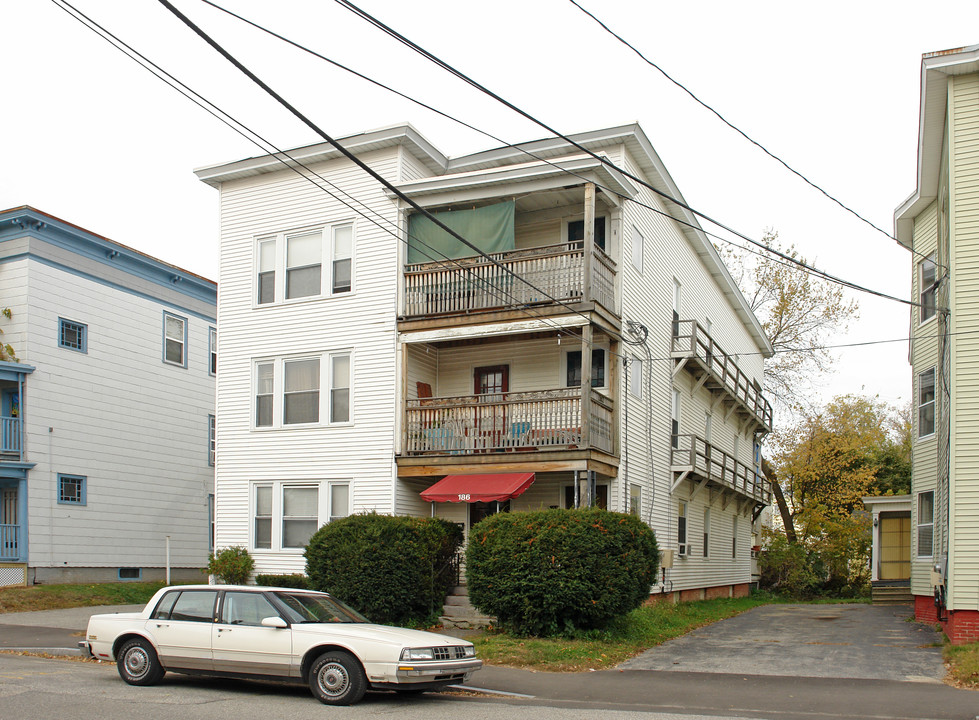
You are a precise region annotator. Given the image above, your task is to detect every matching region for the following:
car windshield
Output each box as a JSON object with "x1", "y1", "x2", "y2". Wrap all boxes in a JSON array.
[{"x1": 272, "y1": 591, "x2": 369, "y2": 624}]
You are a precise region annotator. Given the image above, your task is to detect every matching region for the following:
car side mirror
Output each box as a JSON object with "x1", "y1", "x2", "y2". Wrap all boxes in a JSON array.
[{"x1": 261, "y1": 616, "x2": 288, "y2": 629}]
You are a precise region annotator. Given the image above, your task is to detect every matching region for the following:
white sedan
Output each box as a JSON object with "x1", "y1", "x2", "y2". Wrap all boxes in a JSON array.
[{"x1": 80, "y1": 584, "x2": 482, "y2": 705}]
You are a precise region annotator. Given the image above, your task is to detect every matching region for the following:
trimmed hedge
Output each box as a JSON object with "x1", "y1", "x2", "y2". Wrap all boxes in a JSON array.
[
  {"x1": 305, "y1": 512, "x2": 463, "y2": 625},
  {"x1": 205, "y1": 546, "x2": 254, "y2": 585},
  {"x1": 255, "y1": 573, "x2": 310, "y2": 589},
  {"x1": 467, "y1": 507, "x2": 658, "y2": 636}
]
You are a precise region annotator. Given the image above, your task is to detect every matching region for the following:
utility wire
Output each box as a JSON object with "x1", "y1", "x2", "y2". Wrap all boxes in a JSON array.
[
  {"x1": 51, "y1": 0, "x2": 601, "y2": 351},
  {"x1": 197, "y1": 0, "x2": 901, "y2": 311},
  {"x1": 331, "y1": 0, "x2": 918, "y2": 308},
  {"x1": 565, "y1": 0, "x2": 937, "y2": 267}
]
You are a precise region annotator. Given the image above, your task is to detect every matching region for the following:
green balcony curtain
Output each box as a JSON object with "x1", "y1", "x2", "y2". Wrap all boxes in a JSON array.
[{"x1": 407, "y1": 200, "x2": 514, "y2": 264}]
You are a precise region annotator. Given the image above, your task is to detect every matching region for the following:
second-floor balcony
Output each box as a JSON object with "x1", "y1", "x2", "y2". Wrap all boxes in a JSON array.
[
  {"x1": 403, "y1": 241, "x2": 617, "y2": 321},
  {"x1": 671, "y1": 433, "x2": 771, "y2": 507},
  {"x1": 403, "y1": 387, "x2": 614, "y2": 456},
  {"x1": 672, "y1": 320, "x2": 772, "y2": 432}
]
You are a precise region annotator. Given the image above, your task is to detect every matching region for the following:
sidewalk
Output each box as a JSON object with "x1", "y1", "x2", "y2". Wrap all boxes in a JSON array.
[{"x1": 0, "y1": 605, "x2": 143, "y2": 653}]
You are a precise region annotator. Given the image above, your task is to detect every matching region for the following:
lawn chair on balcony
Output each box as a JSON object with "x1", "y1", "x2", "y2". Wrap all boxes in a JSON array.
[{"x1": 507, "y1": 421, "x2": 532, "y2": 451}]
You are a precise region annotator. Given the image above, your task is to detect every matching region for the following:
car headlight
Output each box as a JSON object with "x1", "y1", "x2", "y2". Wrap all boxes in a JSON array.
[
  {"x1": 400, "y1": 647, "x2": 435, "y2": 661},
  {"x1": 462, "y1": 646, "x2": 475, "y2": 658}
]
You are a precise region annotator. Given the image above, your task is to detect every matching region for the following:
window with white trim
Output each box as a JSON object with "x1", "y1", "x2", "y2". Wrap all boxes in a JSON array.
[
  {"x1": 209, "y1": 327, "x2": 217, "y2": 376},
  {"x1": 253, "y1": 353, "x2": 352, "y2": 429},
  {"x1": 163, "y1": 312, "x2": 186, "y2": 367},
  {"x1": 671, "y1": 388, "x2": 680, "y2": 449},
  {"x1": 208, "y1": 415, "x2": 216, "y2": 466},
  {"x1": 629, "y1": 484, "x2": 641, "y2": 516},
  {"x1": 918, "y1": 368, "x2": 936, "y2": 438},
  {"x1": 732, "y1": 516, "x2": 738, "y2": 559},
  {"x1": 917, "y1": 491, "x2": 934, "y2": 558},
  {"x1": 677, "y1": 501, "x2": 688, "y2": 555},
  {"x1": 59, "y1": 318, "x2": 87, "y2": 352},
  {"x1": 703, "y1": 508, "x2": 710, "y2": 558},
  {"x1": 256, "y1": 224, "x2": 354, "y2": 305},
  {"x1": 629, "y1": 357, "x2": 643, "y2": 398},
  {"x1": 631, "y1": 225, "x2": 644, "y2": 273},
  {"x1": 252, "y1": 480, "x2": 349, "y2": 551},
  {"x1": 919, "y1": 254, "x2": 937, "y2": 323},
  {"x1": 672, "y1": 278, "x2": 681, "y2": 336}
]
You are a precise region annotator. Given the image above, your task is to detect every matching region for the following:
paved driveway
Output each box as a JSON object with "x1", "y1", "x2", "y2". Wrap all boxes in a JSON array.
[{"x1": 618, "y1": 603, "x2": 945, "y2": 683}]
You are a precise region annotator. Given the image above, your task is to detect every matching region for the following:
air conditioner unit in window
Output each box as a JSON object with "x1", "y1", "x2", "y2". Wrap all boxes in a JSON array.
[{"x1": 678, "y1": 543, "x2": 688, "y2": 557}]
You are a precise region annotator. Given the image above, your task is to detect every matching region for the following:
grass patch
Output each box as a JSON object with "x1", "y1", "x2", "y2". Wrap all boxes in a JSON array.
[
  {"x1": 945, "y1": 642, "x2": 979, "y2": 689},
  {"x1": 472, "y1": 594, "x2": 774, "y2": 671},
  {"x1": 0, "y1": 582, "x2": 168, "y2": 614}
]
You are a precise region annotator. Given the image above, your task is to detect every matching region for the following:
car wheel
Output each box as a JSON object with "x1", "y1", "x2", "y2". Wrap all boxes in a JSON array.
[
  {"x1": 308, "y1": 651, "x2": 366, "y2": 705},
  {"x1": 117, "y1": 638, "x2": 165, "y2": 686}
]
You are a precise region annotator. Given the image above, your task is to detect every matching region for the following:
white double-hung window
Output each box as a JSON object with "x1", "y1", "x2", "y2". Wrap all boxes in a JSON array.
[
  {"x1": 254, "y1": 352, "x2": 352, "y2": 429},
  {"x1": 256, "y1": 224, "x2": 354, "y2": 305},
  {"x1": 252, "y1": 480, "x2": 350, "y2": 551}
]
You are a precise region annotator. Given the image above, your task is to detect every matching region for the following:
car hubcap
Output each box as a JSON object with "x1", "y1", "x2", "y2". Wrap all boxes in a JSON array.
[
  {"x1": 125, "y1": 648, "x2": 149, "y2": 679},
  {"x1": 317, "y1": 662, "x2": 349, "y2": 696}
]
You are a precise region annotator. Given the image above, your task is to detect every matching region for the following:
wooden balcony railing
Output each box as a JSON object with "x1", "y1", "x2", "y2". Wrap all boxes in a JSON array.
[
  {"x1": 0, "y1": 524, "x2": 19, "y2": 561},
  {"x1": 671, "y1": 433, "x2": 770, "y2": 504},
  {"x1": 404, "y1": 387, "x2": 614, "y2": 455},
  {"x1": 671, "y1": 320, "x2": 772, "y2": 430},
  {"x1": 1, "y1": 416, "x2": 20, "y2": 454},
  {"x1": 403, "y1": 242, "x2": 618, "y2": 318}
]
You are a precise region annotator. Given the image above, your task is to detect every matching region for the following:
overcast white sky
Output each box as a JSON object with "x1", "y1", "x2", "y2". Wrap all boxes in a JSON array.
[{"x1": 4, "y1": 0, "x2": 978, "y2": 410}]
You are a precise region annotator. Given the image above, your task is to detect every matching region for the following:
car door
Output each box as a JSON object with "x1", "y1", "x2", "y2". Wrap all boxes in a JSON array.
[
  {"x1": 212, "y1": 590, "x2": 294, "y2": 677},
  {"x1": 146, "y1": 589, "x2": 217, "y2": 670}
]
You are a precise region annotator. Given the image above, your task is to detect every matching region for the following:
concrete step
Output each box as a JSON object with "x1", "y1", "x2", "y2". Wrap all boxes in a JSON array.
[{"x1": 440, "y1": 587, "x2": 495, "y2": 629}]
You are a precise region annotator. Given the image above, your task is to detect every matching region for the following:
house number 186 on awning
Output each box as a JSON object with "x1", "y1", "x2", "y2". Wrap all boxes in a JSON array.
[{"x1": 458, "y1": 494, "x2": 471, "y2": 501}]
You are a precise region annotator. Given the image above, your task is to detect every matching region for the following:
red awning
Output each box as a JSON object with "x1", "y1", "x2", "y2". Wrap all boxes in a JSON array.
[{"x1": 420, "y1": 472, "x2": 536, "y2": 503}]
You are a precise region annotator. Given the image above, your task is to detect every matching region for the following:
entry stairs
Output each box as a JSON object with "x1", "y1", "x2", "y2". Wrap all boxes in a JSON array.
[
  {"x1": 870, "y1": 580, "x2": 912, "y2": 606},
  {"x1": 440, "y1": 585, "x2": 496, "y2": 629}
]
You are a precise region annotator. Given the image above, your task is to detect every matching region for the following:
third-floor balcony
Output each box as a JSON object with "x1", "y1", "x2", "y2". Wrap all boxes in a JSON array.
[
  {"x1": 671, "y1": 433, "x2": 771, "y2": 508},
  {"x1": 671, "y1": 320, "x2": 772, "y2": 432}
]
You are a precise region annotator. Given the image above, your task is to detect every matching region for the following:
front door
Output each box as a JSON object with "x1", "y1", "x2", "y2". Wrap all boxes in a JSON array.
[
  {"x1": 469, "y1": 501, "x2": 510, "y2": 532},
  {"x1": 1, "y1": 487, "x2": 17, "y2": 558},
  {"x1": 474, "y1": 366, "x2": 508, "y2": 450},
  {"x1": 879, "y1": 515, "x2": 911, "y2": 580}
]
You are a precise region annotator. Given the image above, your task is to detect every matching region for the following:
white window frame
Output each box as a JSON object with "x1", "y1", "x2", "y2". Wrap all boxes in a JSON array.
[
  {"x1": 918, "y1": 368, "x2": 936, "y2": 439},
  {"x1": 209, "y1": 327, "x2": 217, "y2": 376},
  {"x1": 250, "y1": 480, "x2": 349, "y2": 552},
  {"x1": 732, "y1": 516, "x2": 738, "y2": 559},
  {"x1": 208, "y1": 414, "x2": 215, "y2": 466},
  {"x1": 703, "y1": 507, "x2": 710, "y2": 558},
  {"x1": 677, "y1": 501, "x2": 688, "y2": 556},
  {"x1": 163, "y1": 311, "x2": 187, "y2": 367},
  {"x1": 629, "y1": 357, "x2": 643, "y2": 398},
  {"x1": 254, "y1": 223, "x2": 355, "y2": 306},
  {"x1": 252, "y1": 352, "x2": 353, "y2": 430},
  {"x1": 671, "y1": 388, "x2": 681, "y2": 449},
  {"x1": 629, "y1": 484, "x2": 641, "y2": 516},
  {"x1": 919, "y1": 253, "x2": 937, "y2": 324},
  {"x1": 631, "y1": 225, "x2": 644, "y2": 273},
  {"x1": 917, "y1": 491, "x2": 934, "y2": 559}
]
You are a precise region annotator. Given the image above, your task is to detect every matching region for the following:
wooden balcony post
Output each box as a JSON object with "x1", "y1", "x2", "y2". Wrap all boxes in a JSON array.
[
  {"x1": 583, "y1": 182, "x2": 595, "y2": 304},
  {"x1": 581, "y1": 324, "x2": 593, "y2": 450}
]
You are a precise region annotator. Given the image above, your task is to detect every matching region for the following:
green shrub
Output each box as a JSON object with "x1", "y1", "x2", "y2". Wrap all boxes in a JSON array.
[
  {"x1": 305, "y1": 512, "x2": 463, "y2": 625},
  {"x1": 205, "y1": 546, "x2": 255, "y2": 585},
  {"x1": 466, "y1": 507, "x2": 659, "y2": 636},
  {"x1": 255, "y1": 573, "x2": 310, "y2": 589}
]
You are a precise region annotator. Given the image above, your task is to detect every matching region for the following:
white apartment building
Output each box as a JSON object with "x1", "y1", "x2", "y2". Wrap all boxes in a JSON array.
[
  {"x1": 0, "y1": 207, "x2": 216, "y2": 586},
  {"x1": 197, "y1": 123, "x2": 772, "y2": 599}
]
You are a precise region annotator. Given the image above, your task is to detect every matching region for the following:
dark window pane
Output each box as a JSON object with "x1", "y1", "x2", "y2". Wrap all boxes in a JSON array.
[
  {"x1": 283, "y1": 519, "x2": 317, "y2": 548},
  {"x1": 284, "y1": 391, "x2": 319, "y2": 424},
  {"x1": 286, "y1": 265, "x2": 321, "y2": 299},
  {"x1": 258, "y1": 271, "x2": 275, "y2": 304},
  {"x1": 255, "y1": 517, "x2": 272, "y2": 549},
  {"x1": 256, "y1": 395, "x2": 273, "y2": 427},
  {"x1": 331, "y1": 388, "x2": 349, "y2": 423},
  {"x1": 333, "y1": 258, "x2": 351, "y2": 293},
  {"x1": 170, "y1": 591, "x2": 217, "y2": 623}
]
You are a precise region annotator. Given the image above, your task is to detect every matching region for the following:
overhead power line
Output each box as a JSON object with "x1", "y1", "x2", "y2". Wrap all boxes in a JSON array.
[
  {"x1": 329, "y1": 0, "x2": 918, "y2": 309},
  {"x1": 565, "y1": 0, "x2": 934, "y2": 265}
]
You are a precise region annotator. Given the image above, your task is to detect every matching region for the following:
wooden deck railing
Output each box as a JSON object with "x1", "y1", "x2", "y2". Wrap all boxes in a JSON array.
[
  {"x1": 671, "y1": 433, "x2": 770, "y2": 504},
  {"x1": 671, "y1": 320, "x2": 772, "y2": 430},
  {"x1": 404, "y1": 387, "x2": 614, "y2": 455},
  {"x1": 403, "y1": 242, "x2": 618, "y2": 317},
  {"x1": 1, "y1": 416, "x2": 20, "y2": 454}
]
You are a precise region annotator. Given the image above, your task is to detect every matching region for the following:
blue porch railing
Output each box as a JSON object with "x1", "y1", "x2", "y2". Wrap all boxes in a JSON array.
[
  {"x1": 1, "y1": 416, "x2": 20, "y2": 454},
  {"x1": 0, "y1": 524, "x2": 19, "y2": 561}
]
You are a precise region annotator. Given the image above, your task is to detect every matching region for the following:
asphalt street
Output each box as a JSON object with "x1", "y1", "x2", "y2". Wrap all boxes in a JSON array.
[{"x1": 2, "y1": 602, "x2": 978, "y2": 719}]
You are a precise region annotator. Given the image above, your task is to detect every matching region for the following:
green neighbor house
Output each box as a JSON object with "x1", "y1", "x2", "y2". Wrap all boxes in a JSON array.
[{"x1": 895, "y1": 43, "x2": 979, "y2": 644}]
